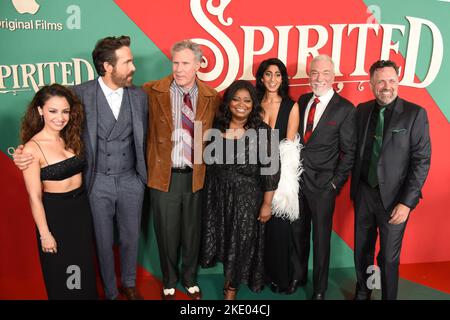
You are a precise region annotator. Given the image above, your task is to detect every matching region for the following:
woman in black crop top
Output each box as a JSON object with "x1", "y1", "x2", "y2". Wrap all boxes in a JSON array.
[{"x1": 20, "y1": 84, "x2": 97, "y2": 299}]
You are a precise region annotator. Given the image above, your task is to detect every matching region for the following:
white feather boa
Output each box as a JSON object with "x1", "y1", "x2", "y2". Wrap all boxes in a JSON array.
[{"x1": 271, "y1": 133, "x2": 303, "y2": 221}]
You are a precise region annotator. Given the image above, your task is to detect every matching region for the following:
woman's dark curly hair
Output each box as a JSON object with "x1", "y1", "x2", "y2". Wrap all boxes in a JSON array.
[
  {"x1": 20, "y1": 83, "x2": 84, "y2": 156},
  {"x1": 215, "y1": 80, "x2": 263, "y2": 132},
  {"x1": 255, "y1": 58, "x2": 290, "y2": 102}
]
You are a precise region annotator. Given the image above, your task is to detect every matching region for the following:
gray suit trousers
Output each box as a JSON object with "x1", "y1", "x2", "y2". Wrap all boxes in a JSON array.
[{"x1": 89, "y1": 170, "x2": 145, "y2": 299}]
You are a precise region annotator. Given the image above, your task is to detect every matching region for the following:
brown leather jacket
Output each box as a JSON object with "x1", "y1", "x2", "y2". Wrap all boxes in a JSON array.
[{"x1": 142, "y1": 75, "x2": 221, "y2": 192}]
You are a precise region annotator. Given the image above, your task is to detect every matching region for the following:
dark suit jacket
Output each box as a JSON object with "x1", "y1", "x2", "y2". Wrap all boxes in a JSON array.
[
  {"x1": 351, "y1": 97, "x2": 431, "y2": 210},
  {"x1": 73, "y1": 79, "x2": 148, "y2": 195},
  {"x1": 298, "y1": 91, "x2": 356, "y2": 192}
]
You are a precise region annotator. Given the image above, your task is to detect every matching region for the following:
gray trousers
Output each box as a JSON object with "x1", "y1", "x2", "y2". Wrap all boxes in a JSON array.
[
  {"x1": 150, "y1": 172, "x2": 202, "y2": 289},
  {"x1": 89, "y1": 170, "x2": 145, "y2": 299}
]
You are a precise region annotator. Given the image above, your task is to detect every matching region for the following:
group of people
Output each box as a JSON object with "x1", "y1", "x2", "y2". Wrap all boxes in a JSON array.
[{"x1": 13, "y1": 35, "x2": 431, "y2": 301}]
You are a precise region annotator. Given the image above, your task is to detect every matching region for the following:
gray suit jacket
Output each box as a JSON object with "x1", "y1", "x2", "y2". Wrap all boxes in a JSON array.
[{"x1": 73, "y1": 79, "x2": 148, "y2": 194}]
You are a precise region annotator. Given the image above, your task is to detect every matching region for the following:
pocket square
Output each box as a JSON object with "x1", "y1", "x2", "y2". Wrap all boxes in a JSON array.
[{"x1": 392, "y1": 128, "x2": 407, "y2": 134}]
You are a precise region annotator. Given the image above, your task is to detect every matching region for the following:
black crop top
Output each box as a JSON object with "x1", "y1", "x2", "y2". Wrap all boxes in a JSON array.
[
  {"x1": 30, "y1": 140, "x2": 85, "y2": 181},
  {"x1": 40, "y1": 156, "x2": 85, "y2": 181}
]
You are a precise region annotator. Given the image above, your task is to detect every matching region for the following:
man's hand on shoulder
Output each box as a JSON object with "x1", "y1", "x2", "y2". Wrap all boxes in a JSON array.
[{"x1": 12, "y1": 144, "x2": 34, "y2": 171}]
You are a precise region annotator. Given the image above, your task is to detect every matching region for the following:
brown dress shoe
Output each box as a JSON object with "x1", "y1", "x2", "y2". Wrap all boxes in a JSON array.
[{"x1": 120, "y1": 287, "x2": 143, "y2": 300}]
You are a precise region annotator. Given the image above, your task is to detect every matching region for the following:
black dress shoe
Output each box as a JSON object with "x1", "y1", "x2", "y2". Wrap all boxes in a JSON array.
[
  {"x1": 269, "y1": 282, "x2": 286, "y2": 294},
  {"x1": 353, "y1": 293, "x2": 371, "y2": 300},
  {"x1": 311, "y1": 292, "x2": 325, "y2": 300},
  {"x1": 120, "y1": 287, "x2": 143, "y2": 300},
  {"x1": 285, "y1": 279, "x2": 306, "y2": 295}
]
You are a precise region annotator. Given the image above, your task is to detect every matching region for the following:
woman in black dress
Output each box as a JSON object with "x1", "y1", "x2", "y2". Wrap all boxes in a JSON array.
[
  {"x1": 20, "y1": 84, "x2": 98, "y2": 299},
  {"x1": 200, "y1": 80, "x2": 280, "y2": 300},
  {"x1": 256, "y1": 58, "x2": 303, "y2": 294}
]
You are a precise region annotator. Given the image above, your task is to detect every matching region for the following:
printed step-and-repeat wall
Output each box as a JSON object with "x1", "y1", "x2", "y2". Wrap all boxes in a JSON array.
[{"x1": 1, "y1": 0, "x2": 449, "y2": 286}]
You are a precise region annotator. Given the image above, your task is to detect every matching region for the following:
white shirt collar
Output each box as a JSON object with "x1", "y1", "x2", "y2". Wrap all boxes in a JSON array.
[
  {"x1": 98, "y1": 77, "x2": 124, "y2": 98},
  {"x1": 312, "y1": 88, "x2": 334, "y2": 106}
]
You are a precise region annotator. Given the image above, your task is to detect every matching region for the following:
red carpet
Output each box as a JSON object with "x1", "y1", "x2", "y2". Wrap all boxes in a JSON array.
[{"x1": 400, "y1": 262, "x2": 450, "y2": 295}]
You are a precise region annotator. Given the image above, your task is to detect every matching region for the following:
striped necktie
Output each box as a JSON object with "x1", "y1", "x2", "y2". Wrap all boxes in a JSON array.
[
  {"x1": 304, "y1": 97, "x2": 320, "y2": 143},
  {"x1": 182, "y1": 92, "x2": 194, "y2": 167}
]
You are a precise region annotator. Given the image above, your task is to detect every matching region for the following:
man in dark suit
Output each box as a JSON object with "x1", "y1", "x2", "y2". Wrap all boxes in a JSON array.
[
  {"x1": 295, "y1": 55, "x2": 356, "y2": 300},
  {"x1": 351, "y1": 60, "x2": 431, "y2": 300},
  {"x1": 13, "y1": 36, "x2": 148, "y2": 300}
]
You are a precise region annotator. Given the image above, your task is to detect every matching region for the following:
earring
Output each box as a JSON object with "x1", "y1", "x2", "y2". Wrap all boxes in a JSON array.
[{"x1": 40, "y1": 114, "x2": 43, "y2": 123}]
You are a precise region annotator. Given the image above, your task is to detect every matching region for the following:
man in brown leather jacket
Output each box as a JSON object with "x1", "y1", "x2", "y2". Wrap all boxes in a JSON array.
[{"x1": 142, "y1": 39, "x2": 221, "y2": 300}]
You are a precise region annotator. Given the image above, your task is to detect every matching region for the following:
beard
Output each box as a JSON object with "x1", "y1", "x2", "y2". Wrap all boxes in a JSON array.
[
  {"x1": 111, "y1": 69, "x2": 134, "y2": 88},
  {"x1": 376, "y1": 89, "x2": 396, "y2": 105},
  {"x1": 311, "y1": 82, "x2": 332, "y2": 96}
]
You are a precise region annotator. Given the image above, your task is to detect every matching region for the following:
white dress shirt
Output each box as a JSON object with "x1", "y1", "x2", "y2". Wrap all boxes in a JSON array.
[
  {"x1": 98, "y1": 77, "x2": 123, "y2": 120},
  {"x1": 303, "y1": 88, "x2": 335, "y2": 134}
]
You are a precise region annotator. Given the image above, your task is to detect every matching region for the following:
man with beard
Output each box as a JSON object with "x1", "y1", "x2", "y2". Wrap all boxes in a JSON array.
[
  {"x1": 13, "y1": 36, "x2": 148, "y2": 300},
  {"x1": 296, "y1": 55, "x2": 356, "y2": 300},
  {"x1": 351, "y1": 60, "x2": 431, "y2": 300}
]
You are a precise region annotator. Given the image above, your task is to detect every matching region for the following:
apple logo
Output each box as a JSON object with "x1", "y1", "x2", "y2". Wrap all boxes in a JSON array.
[{"x1": 11, "y1": 0, "x2": 40, "y2": 15}]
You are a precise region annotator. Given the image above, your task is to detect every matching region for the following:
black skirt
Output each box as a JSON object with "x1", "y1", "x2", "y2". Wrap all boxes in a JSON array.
[{"x1": 37, "y1": 186, "x2": 98, "y2": 300}]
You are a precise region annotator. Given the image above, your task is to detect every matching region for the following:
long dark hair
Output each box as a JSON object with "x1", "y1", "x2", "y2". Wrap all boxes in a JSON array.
[
  {"x1": 255, "y1": 58, "x2": 290, "y2": 101},
  {"x1": 20, "y1": 83, "x2": 84, "y2": 156},
  {"x1": 215, "y1": 80, "x2": 263, "y2": 132}
]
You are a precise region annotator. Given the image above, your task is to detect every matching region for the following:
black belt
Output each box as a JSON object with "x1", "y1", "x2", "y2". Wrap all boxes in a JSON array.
[{"x1": 171, "y1": 167, "x2": 193, "y2": 174}]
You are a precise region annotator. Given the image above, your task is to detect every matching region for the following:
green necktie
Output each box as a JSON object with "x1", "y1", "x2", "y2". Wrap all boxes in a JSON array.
[{"x1": 367, "y1": 107, "x2": 386, "y2": 187}]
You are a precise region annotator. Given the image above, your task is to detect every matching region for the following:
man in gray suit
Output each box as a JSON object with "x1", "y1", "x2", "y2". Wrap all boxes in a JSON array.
[{"x1": 13, "y1": 36, "x2": 148, "y2": 300}]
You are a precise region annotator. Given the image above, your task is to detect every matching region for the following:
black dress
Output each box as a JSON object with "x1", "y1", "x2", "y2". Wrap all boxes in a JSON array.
[
  {"x1": 200, "y1": 122, "x2": 280, "y2": 292},
  {"x1": 264, "y1": 98, "x2": 302, "y2": 292},
  {"x1": 37, "y1": 156, "x2": 98, "y2": 300}
]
